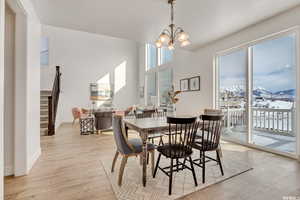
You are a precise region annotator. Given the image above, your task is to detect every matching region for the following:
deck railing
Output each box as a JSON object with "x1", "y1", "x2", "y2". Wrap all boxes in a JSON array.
[{"x1": 223, "y1": 107, "x2": 295, "y2": 136}]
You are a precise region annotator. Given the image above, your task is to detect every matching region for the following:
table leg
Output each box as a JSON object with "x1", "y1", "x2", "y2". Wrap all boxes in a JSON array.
[
  {"x1": 125, "y1": 126, "x2": 129, "y2": 138},
  {"x1": 141, "y1": 131, "x2": 148, "y2": 187}
]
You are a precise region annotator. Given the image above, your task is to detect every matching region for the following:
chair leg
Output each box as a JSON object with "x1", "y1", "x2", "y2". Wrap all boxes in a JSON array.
[
  {"x1": 216, "y1": 150, "x2": 224, "y2": 176},
  {"x1": 199, "y1": 150, "x2": 202, "y2": 165},
  {"x1": 160, "y1": 136, "x2": 164, "y2": 145},
  {"x1": 153, "y1": 153, "x2": 161, "y2": 178},
  {"x1": 150, "y1": 150, "x2": 155, "y2": 176},
  {"x1": 147, "y1": 152, "x2": 149, "y2": 165},
  {"x1": 189, "y1": 156, "x2": 198, "y2": 186},
  {"x1": 169, "y1": 159, "x2": 174, "y2": 195},
  {"x1": 140, "y1": 155, "x2": 143, "y2": 166},
  {"x1": 182, "y1": 157, "x2": 186, "y2": 170},
  {"x1": 111, "y1": 151, "x2": 119, "y2": 172},
  {"x1": 217, "y1": 145, "x2": 223, "y2": 158},
  {"x1": 202, "y1": 151, "x2": 205, "y2": 184},
  {"x1": 118, "y1": 155, "x2": 128, "y2": 186}
]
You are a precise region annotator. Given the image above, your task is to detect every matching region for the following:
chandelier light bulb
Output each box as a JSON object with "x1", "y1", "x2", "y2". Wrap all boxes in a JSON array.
[
  {"x1": 168, "y1": 42, "x2": 175, "y2": 50},
  {"x1": 155, "y1": 40, "x2": 163, "y2": 48},
  {"x1": 177, "y1": 31, "x2": 189, "y2": 42},
  {"x1": 159, "y1": 33, "x2": 170, "y2": 44},
  {"x1": 180, "y1": 39, "x2": 191, "y2": 47}
]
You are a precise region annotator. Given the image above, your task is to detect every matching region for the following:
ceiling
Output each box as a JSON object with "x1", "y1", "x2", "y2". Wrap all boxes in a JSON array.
[{"x1": 31, "y1": 0, "x2": 300, "y2": 50}]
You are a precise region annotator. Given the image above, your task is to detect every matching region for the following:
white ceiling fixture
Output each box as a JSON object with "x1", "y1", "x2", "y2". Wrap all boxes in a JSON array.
[
  {"x1": 155, "y1": 0, "x2": 190, "y2": 50},
  {"x1": 31, "y1": 0, "x2": 300, "y2": 50}
]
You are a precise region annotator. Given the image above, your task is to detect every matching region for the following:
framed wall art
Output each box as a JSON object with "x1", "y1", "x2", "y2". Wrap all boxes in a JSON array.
[
  {"x1": 180, "y1": 79, "x2": 189, "y2": 92},
  {"x1": 189, "y1": 76, "x2": 200, "y2": 91}
]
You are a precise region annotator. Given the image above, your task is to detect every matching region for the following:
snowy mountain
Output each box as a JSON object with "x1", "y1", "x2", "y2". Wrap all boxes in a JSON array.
[
  {"x1": 221, "y1": 87, "x2": 295, "y2": 99},
  {"x1": 253, "y1": 87, "x2": 272, "y2": 98}
]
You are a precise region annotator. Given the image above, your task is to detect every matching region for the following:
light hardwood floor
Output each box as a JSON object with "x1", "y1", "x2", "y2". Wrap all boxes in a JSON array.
[{"x1": 4, "y1": 123, "x2": 300, "y2": 200}]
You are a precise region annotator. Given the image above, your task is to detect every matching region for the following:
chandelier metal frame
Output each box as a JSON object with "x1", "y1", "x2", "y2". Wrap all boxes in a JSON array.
[{"x1": 155, "y1": 0, "x2": 190, "y2": 50}]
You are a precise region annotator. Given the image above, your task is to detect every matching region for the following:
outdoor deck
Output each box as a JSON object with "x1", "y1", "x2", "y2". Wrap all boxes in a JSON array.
[
  {"x1": 221, "y1": 107, "x2": 296, "y2": 154},
  {"x1": 223, "y1": 127, "x2": 296, "y2": 154}
]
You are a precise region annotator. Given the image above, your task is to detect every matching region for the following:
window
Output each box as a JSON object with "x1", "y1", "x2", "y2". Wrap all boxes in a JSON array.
[
  {"x1": 41, "y1": 37, "x2": 49, "y2": 66},
  {"x1": 160, "y1": 47, "x2": 173, "y2": 65},
  {"x1": 159, "y1": 68, "x2": 173, "y2": 106},
  {"x1": 146, "y1": 44, "x2": 157, "y2": 70},
  {"x1": 145, "y1": 44, "x2": 173, "y2": 70},
  {"x1": 146, "y1": 72, "x2": 157, "y2": 106},
  {"x1": 145, "y1": 43, "x2": 174, "y2": 106}
]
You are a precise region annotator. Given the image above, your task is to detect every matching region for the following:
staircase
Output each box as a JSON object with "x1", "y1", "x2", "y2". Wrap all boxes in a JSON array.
[
  {"x1": 40, "y1": 90, "x2": 51, "y2": 136},
  {"x1": 40, "y1": 66, "x2": 61, "y2": 136}
]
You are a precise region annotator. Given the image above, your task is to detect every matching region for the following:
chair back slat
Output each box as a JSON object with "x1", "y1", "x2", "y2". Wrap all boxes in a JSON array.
[
  {"x1": 200, "y1": 114, "x2": 223, "y2": 151},
  {"x1": 164, "y1": 116, "x2": 199, "y2": 158}
]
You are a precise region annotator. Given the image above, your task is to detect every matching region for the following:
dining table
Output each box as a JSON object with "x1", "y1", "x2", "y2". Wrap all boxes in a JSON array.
[{"x1": 123, "y1": 115, "x2": 201, "y2": 187}]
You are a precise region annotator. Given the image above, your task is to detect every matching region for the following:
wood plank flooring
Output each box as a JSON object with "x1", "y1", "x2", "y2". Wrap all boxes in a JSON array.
[{"x1": 4, "y1": 123, "x2": 300, "y2": 200}]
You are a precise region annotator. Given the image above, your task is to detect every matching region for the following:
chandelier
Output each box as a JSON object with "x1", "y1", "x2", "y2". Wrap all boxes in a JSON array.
[{"x1": 155, "y1": 0, "x2": 190, "y2": 50}]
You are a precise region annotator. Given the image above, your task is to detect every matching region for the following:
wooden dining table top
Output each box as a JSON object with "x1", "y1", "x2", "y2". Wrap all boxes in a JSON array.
[{"x1": 123, "y1": 115, "x2": 201, "y2": 133}]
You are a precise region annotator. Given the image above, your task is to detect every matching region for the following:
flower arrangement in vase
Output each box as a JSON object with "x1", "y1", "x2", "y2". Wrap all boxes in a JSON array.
[{"x1": 167, "y1": 85, "x2": 181, "y2": 115}]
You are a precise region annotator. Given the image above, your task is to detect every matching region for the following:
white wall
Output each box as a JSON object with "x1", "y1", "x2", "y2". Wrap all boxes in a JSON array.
[
  {"x1": 4, "y1": 4, "x2": 15, "y2": 176},
  {"x1": 25, "y1": 12, "x2": 41, "y2": 172},
  {"x1": 41, "y1": 25, "x2": 139, "y2": 124},
  {"x1": 0, "y1": 0, "x2": 5, "y2": 198},
  {"x1": 173, "y1": 49, "x2": 212, "y2": 115}
]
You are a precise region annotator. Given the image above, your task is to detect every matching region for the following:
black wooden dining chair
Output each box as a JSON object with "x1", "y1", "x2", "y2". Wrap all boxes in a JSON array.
[
  {"x1": 153, "y1": 116, "x2": 199, "y2": 195},
  {"x1": 192, "y1": 114, "x2": 224, "y2": 184}
]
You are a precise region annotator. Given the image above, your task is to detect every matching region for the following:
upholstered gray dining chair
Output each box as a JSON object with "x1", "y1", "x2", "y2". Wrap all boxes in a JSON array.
[{"x1": 111, "y1": 115, "x2": 156, "y2": 186}]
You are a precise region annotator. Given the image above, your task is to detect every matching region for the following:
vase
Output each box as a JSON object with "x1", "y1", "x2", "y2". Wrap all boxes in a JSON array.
[{"x1": 167, "y1": 103, "x2": 176, "y2": 116}]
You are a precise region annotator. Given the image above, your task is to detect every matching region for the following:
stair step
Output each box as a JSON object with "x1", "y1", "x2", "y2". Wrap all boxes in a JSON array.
[
  {"x1": 41, "y1": 116, "x2": 48, "y2": 120},
  {"x1": 40, "y1": 100, "x2": 48, "y2": 104},
  {"x1": 40, "y1": 128, "x2": 48, "y2": 136},
  {"x1": 41, "y1": 120, "x2": 48, "y2": 124},
  {"x1": 40, "y1": 123, "x2": 48, "y2": 128},
  {"x1": 40, "y1": 96, "x2": 49, "y2": 100},
  {"x1": 41, "y1": 111, "x2": 48, "y2": 116},
  {"x1": 41, "y1": 90, "x2": 51, "y2": 95}
]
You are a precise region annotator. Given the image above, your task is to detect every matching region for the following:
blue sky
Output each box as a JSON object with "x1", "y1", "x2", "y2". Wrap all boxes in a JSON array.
[{"x1": 220, "y1": 34, "x2": 296, "y2": 92}]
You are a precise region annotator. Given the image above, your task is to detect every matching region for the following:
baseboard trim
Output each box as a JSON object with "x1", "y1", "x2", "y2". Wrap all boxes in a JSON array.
[
  {"x1": 4, "y1": 165, "x2": 14, "y2": 176},
  {"x1": 26, "y1": 147, "x2": 41, "y2": 174}
]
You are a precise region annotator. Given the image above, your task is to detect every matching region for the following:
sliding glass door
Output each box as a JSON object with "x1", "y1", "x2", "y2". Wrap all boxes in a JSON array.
[
  {"x1": 218, "y1": 48, "x2": 248, "y2": 143},
  {"x1": 217, "y1": 31, "x2": 297, "y2": 156},
  {"x1": 251, "y1": 34, "x2": 297, "y2": 154}
]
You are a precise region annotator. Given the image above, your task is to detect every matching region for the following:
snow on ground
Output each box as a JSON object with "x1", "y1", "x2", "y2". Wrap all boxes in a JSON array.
[{"x1": 254, "y1": 100, "x2": 294, "y2": 109}]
